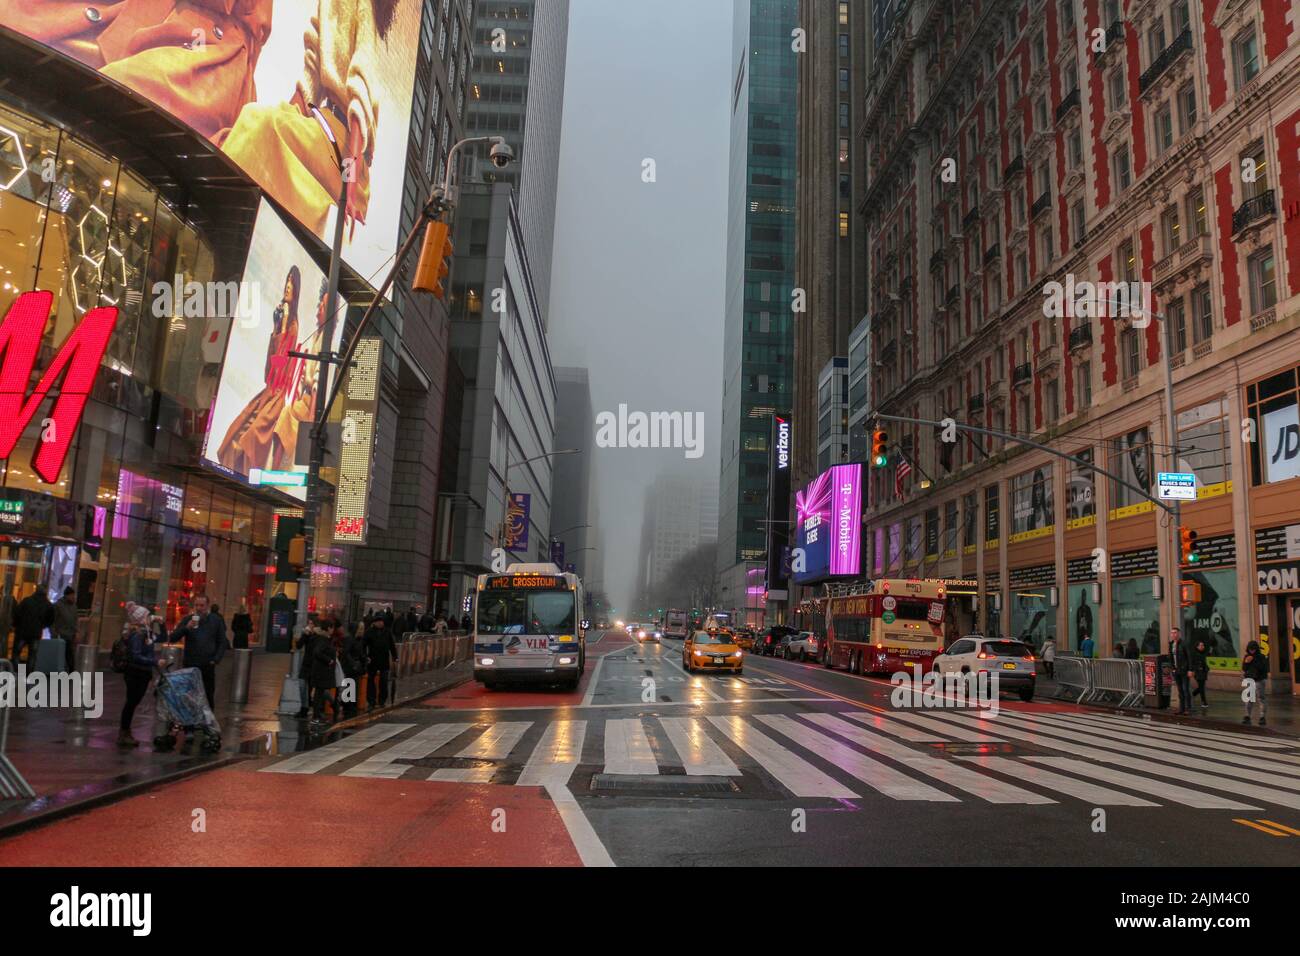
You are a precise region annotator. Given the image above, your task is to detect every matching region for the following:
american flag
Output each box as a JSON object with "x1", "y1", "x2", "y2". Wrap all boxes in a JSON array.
[{"x1": 895, "y1": 456, "x2": 913, "y2": 498}]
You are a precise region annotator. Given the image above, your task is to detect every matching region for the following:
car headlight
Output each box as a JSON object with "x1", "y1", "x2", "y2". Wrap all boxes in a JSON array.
[
  {"x1": 693, "y1": 649, "x2": 704, "y2": 656},
  {"x1": 733, "y1": 651, "x2": 742, "y2": 658}
]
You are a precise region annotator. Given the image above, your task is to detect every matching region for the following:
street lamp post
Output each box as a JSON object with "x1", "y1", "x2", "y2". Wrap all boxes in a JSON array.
[
  {"x1": 292, "y1": 132, "x2": 512, "y2": 639},
  {"x1": 496, "y1": 448, "x2": 579, "y2": 552}
]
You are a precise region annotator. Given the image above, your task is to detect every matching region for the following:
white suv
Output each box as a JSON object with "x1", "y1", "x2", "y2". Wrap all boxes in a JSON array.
[
  {"x1": 931, "y1": 635, "x2": 1037, "y2": 702},
  {"x1": 784, "y1": 631, "x2": 821, "y2": 661}
]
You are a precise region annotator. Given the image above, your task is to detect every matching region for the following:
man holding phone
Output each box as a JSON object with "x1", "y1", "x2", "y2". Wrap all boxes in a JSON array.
[{"x1": 170, "y1": 594, "x2": 229, "y2": 708}]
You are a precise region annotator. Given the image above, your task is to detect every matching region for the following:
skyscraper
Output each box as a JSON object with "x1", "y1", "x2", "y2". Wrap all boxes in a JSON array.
[
  {"x1": 466, "y1": 0, "x2": 571, "y2": 324},
  {"x1": 717, "y1": 0, "x2": 799, "y2": 628},
  {"x1": 552, "y1": 366, "x2": 595, "y2": 579}
]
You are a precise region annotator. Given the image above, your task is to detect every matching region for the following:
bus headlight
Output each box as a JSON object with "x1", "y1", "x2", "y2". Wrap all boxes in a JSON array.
[
  {"x1": 558, "y1": 656, "x2": 573, "y2": 665},
  {"x1": 479, "y1": 657, "x2": 495, "y2": 666}
]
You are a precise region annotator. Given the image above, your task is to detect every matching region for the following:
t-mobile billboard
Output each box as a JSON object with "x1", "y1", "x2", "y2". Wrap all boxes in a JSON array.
[{"x1": 793, "y1": 463, "x2": 863, "y2": 584}]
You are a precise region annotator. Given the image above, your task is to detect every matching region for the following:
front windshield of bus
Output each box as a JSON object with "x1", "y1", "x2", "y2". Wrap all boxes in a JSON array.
[{"x1": 477, "y1": 590, "x2": 576, "y2": 635}]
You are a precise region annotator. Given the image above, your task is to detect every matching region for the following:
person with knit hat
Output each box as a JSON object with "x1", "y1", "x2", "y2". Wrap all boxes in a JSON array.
[{"x1": 118, "y1": 603, "x2": 158, "y2": 748}]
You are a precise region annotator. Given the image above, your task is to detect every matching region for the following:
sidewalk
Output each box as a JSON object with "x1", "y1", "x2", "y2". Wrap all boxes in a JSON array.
[
  {"x1": 1039, "y1": 674, "x2": 1300, "y2": 737},
  {"x1": 0, "y1": 642, "x2": 470, "y2": 834}
]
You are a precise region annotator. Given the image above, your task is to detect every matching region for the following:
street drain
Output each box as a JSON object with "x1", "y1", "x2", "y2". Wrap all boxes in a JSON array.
[{"x1": 589, "y1": 774, "x2": 739, "y2": 795}]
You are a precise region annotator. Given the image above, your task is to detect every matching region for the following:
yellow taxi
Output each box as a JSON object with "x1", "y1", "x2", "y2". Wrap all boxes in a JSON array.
[
  {"x1": 683, "y1": 628, "x2": 744, "y2": 674},
  {"x1": 732, "y1": 628, "x2": 756, "y2": 650}
]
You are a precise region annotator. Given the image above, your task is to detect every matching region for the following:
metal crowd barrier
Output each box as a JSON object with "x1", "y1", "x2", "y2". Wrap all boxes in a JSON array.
[
  {"x1": 0, "y1": 659, "x2": 35, "y2": 799},
  {"x1": 1085, "y1": 657, "x2": 1145, "y2": 708},
  {"x1": 1052, "y1": 654, "x2": 1091, "y2": 702},
  {"x1": 398, "y1": 633, "x2": 471, "y2": 674}
]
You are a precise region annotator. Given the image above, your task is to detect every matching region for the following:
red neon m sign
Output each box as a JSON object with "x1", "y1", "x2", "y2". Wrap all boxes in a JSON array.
[{"x1": 0, "y1": 291, "x2": 118, "y2": 484}]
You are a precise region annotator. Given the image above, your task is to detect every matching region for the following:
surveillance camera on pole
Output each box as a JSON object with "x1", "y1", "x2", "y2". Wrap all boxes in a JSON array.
[{"x1": 489, "y1": 139, "x2": 515, "y2": 169}]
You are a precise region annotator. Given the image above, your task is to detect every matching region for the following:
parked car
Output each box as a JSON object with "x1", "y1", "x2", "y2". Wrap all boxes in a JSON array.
[
  {"x1": 784, "y1": 631, "x2": 821, "y2": 661},
  {"x1": 931, "y1": 635, "x2": 1037, "y2": 701},
  {"x1": 756, "y1": 625, "x2": 796, "y2": 657}
]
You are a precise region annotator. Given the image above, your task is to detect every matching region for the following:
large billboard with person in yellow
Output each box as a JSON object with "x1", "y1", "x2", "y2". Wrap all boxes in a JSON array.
[{"x1": 0, "y1": 0, "x2": 421, "y2": 284}]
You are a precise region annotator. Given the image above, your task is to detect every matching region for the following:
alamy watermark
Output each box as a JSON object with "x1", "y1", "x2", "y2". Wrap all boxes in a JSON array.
[
  {"x1": 151, "y1": 274, "x2": 262, "y2": 328},
  {"x1": 594, "y1": 404, "x2": 704, "y2": 460},
  {"x1": 1042, "y1": 275, "x2": 1154, "y2": 329},
  {"x1": 890, "y1": 668, "x2": 1000, "y2": 716},
  {"x1": 0, "y1": 665, "x2": 103, "y2": 719}
]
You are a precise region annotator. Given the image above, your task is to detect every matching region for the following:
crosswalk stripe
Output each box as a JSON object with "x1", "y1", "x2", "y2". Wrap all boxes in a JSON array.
[
  {"x1": 756, "y1": 714, "x2": 957, "y2": 802},
  {"x1": 456, "y1": 721, "x2": 532, "y2": 761},
  {"x1": 954, "y1": 756, "x2": 1159, "y2": 806},
  {"x1": 1054, "y1": 713, "x2": 1300, "y2": 761},
  {"x1": 516, "y1": 720, "x2": 588, "y2": 787},
  {"x1": 1087, "y1": 713, "x2": 1296, "y2": 750},
  {"x1": 838, "y1": 710, "x2": 950, "y2": 742},
  {"x1": 342, "y1": 724, "x2": 472, "y2": 779},
  {"x1": 604, "y1": 718, "x2": 659, "y2": 775},
  {"x1": 658, "y1": 717, "x2": 742, "y2": 776},
  {"x1": 874, "y1": 710, "x2": 1005, "y2": 742},
  {"x1": 987, "y1": 712, "x2": 1300, "y2": 796},
  {"x1": 261, "y1": 724, "x2": 414, "y2": 775},
  {"x1": 1020, "y1": 713, "x2": 1300, "y2": 779},
  {"x1": 1023, "y1": 757, "x2": 1261, "y2": 809},
  {"x1": 931, "y1": 712, "x2": 1294, "y2": 809},
  {"x1": 800, "y1": 713, "x2": 1051, "y2": 804},
  {"x1": 429, "y1": 767, "x2": 496, "y2": 783},
  {"x1": 707, "y1": 715, "x2": 856, "y2": 798}
]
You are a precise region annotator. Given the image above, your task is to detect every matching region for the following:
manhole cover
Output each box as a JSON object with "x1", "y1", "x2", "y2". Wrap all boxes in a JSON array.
[{"x1": 589, "y1": 774, "x2": 739, "y2": 795}]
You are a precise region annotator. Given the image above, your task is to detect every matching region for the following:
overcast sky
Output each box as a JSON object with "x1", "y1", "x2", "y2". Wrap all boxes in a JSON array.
[{"x1": 548, "y1": 0, "x2": 733, "y2": 614}]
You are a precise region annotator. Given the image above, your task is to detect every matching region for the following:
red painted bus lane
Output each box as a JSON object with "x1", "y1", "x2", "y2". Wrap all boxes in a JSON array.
[{"x1": 0, "y1": 769, "x2": 584, "y2": 867}]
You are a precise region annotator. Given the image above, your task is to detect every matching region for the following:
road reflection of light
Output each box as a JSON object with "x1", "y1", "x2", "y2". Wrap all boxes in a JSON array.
[{"x1": 552, "y1": 720, "x2": 580, "y2": 762}]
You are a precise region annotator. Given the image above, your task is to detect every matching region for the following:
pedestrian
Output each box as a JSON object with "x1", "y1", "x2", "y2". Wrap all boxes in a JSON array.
[
  {"x1": 404, "y1": 606, "x2": 420, "y2": 638},
  {"x1": 363, "y1": 615, "x2": 397, "y2": 711},
  {"x1": 1040, "y1": 637, "x2": 1055, "y2": 679},
  {"x1": 169, "y1": 594, "x2": 229, "y2": 708},
  {"x1": 460, "y1": 612, "x2": 472, "y2": 633},
  {"x1": 432, "y1": 611, "x2": 448, "y2": 636},
  {"x1": 1241, "y1": 639, "x2": 1268, "y2": 726},
  {"x1": 1170, "y1": 627, "x2": 1194, "y2": 715},
  {"x1": 117, "y1": 604, "x2": 157, "y2": 748},
  {"x1": 382, "y1": 606, "x2": 394, "y2": 630},
  {"x1": 11, "y1": 585, "x2": 53, "y2": 668},
  {"x1": 1190, "y1": 633, "x2": 1211, "y2": 714},
  {"x1": 340, "y1": 621, "x2": 367, "y2": 718},
  {"x1": 231, "y1": 599, "x2": 253, "y2": 650},
  {"x1": 302, "y1": 621, "x2": 339, "y2": 725},
  {"x1": 419, "y1": 607, "x2": 435, "y2": 631},
  {"x1": 1079, "y1": 632, "x2": 1095, "y2": 658},
  {"x1": 52, "y1": 586, "x2": 79, "y2": 671},
  {"x1": 1125, "y1": 637, "x2": 1140, "y2": 660}
]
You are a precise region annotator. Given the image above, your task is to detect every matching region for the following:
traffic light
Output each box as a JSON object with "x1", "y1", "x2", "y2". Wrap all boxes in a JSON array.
[
  {"x1": 871, "y1": 428, "x2": 888, "y2": 468},
  {"x1": 413, "y1": 219, "x2": 453, "y2": 299},
  {"x1": 287, "y1": 534, "x2": 306, "y2": 571},
  {"x1": 1179, "y1": 527, "x2": 1200, "y2": 565}
]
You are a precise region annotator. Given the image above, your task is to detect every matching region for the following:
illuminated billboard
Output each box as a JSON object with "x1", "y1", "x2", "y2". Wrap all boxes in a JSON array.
[
  {"x1": 793, "y1": 463, "x2": 862, "y2": 585},
  {"x1": 202, "y1": 199, "x2": 345, "y2": 502},
  {"x1": 1, "y1": 0, "x2": 423, "y2": 284}
]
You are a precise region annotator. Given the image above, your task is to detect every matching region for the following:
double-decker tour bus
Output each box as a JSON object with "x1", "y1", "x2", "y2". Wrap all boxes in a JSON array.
[
  {"x1": 473, "y1": 563, "x2": 586, "y2": 690},
  {"x1": 822, "y1": 579, "x2": 947, "y2": 676}
]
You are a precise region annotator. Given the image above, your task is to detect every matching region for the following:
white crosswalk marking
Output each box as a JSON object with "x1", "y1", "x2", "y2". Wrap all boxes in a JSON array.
[
  {"x1": 604, "y1": 718, "x2": 659, "y2": 774},
  {"x1": 455, "y1": 721, "x2": 532, "y2": 761},
  {"x1": 757, "y1": 714, "x2": 957, "y2": 801},
  {"x1": 262, "y1": 724, "x2": 414, "y2": 775},
  {"x1": 1019, "y1": 713, "x2": 1300, "y2": 779},
  {"x1": 1087, "y1": 713, "x2": 1296, "y2": 750},
  {"x1": 658, "y1": 717, "x2": 742, "y2": 776},
  {"x1": 1022, "y1": 757, "x2": 1261, "y2": 810},
  {"x1": 956, "y1": 756, "x2": 1159, "y2": 806},
  {"x1": 838, "y1": 710, "x2": 950, "y2": 742},
  {"x1": 343, "y1": 724, "x2": 472, "y2": 778},
  {"x1": 799, "y1": 713, "x2": 1051, "y2": 804},
  {"x1": 517, "y1": 720, "x2": 588, "y2": 787},
  {"x1": 1054, "y1": 713, "x2": 1300, "y2": 763},
  {"x1": 874, "y1": 710, "x2": 1005, "y2": 742},
  {"x1": 707, "y1": 715, "x2": 856, "y2": 798}
]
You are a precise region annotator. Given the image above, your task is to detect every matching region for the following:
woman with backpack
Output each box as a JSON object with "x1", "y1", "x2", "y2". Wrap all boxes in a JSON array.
[{"x1": 115, "y1": 604, "x2": 158, "y2": 748}]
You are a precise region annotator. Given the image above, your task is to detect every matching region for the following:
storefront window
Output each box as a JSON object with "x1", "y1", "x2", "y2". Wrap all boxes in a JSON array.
[
  {"x1": 1181, "y1": 567, "x2": 1239, "y2": 669},
  {"x1": 1010, "y1": 589, "x2": 1053, "y2": 650},
  {"x1": 1176, "y1": 398, "x2": 1229, "y2": 490},
  {"x1": 1066, "y1": 583, "x2": 1098, "y2": 653},
  {"x1": 1245, "y1": 366, "x2": 1300, "y2": 485},
  {"x1": 1010, "y1": 464, "x2": 1054, "y2": 536},
  {"x1": 1112, "y1": 577, "x2": 1161, "y2": 658}
]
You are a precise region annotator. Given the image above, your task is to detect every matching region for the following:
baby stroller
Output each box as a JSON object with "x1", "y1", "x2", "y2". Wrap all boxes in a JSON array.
[{"x1": 152, "y1": 664, "x2": 222, "y2": 754}]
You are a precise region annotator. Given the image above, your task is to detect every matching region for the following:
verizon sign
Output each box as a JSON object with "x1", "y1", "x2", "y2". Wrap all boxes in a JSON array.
[{"x1": 0, "y1": 291, "x2": 118, "y2": 483}]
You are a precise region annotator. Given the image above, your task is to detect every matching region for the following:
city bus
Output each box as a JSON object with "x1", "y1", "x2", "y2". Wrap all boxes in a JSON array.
[
  {"x1": 822, "y1": 579, "x2": 948, "y2": 676},
  {"x1": 663, "y1": 608, "x2": 689, "y2": 639},
  {"x1": 473, "y1": 563, "x2": 586, "y2": 690}
]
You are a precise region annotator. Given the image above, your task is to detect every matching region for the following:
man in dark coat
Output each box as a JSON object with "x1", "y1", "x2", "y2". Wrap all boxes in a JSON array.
[
  {"x1": 52, "y1": 586, "x2": 79, "y2": 671},
  {"x1": 11, "y1": 586, "x2": 53, "y2": 667},
  {"x1": 170, "y1": 594, "x2": 229, "y2": 708},
  {"x1": 363, "y1": 616, "x2": 397, "y2": 711},
  {"x1": 340, "y1": 622, "x2": 367, "y2": 718}
]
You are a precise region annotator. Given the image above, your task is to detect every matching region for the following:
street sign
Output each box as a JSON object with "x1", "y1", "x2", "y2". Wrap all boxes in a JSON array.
[{"x1": 1157, "y1": 472, "x2": 1196, "y2": 500}]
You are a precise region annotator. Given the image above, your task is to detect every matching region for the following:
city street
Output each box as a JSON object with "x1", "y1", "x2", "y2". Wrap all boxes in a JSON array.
[{"x1": 4, "y1": 630, "x2": 1298, "y2": 867}]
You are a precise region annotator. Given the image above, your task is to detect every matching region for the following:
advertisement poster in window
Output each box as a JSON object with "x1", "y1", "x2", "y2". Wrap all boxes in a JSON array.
[
  {"x1": 1066, "y1": 449, "x2": 1095, "y2": 528},
  {"x1": 1010, "y1": 465, "x2": 1054, "y2": 540},
  {"x1": 1110, "y1": 426, "x2": 1154, "y2": 517},
  {"x1": 1010, "y1": 590, "x2": 1052, "y2": 651},
  {"x1": 1262, "y1": 403, "x2": 1300, "y2": 484},
  {"x1": 1066, "y1": 583, "x2": 1100, "y2": 654},
  {"x1": 202, "y1": 200, "x2": 346, "y2": 502},
  {"x1": 1112, "y1": 578, "x2": 1162, "y2": 657},
  {"x1": 2, "y1": 1, "x2": 424, "y2": 286},
  {"x1": 1180, "y1": 568, "x2": 1240, "y2": 669}
]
